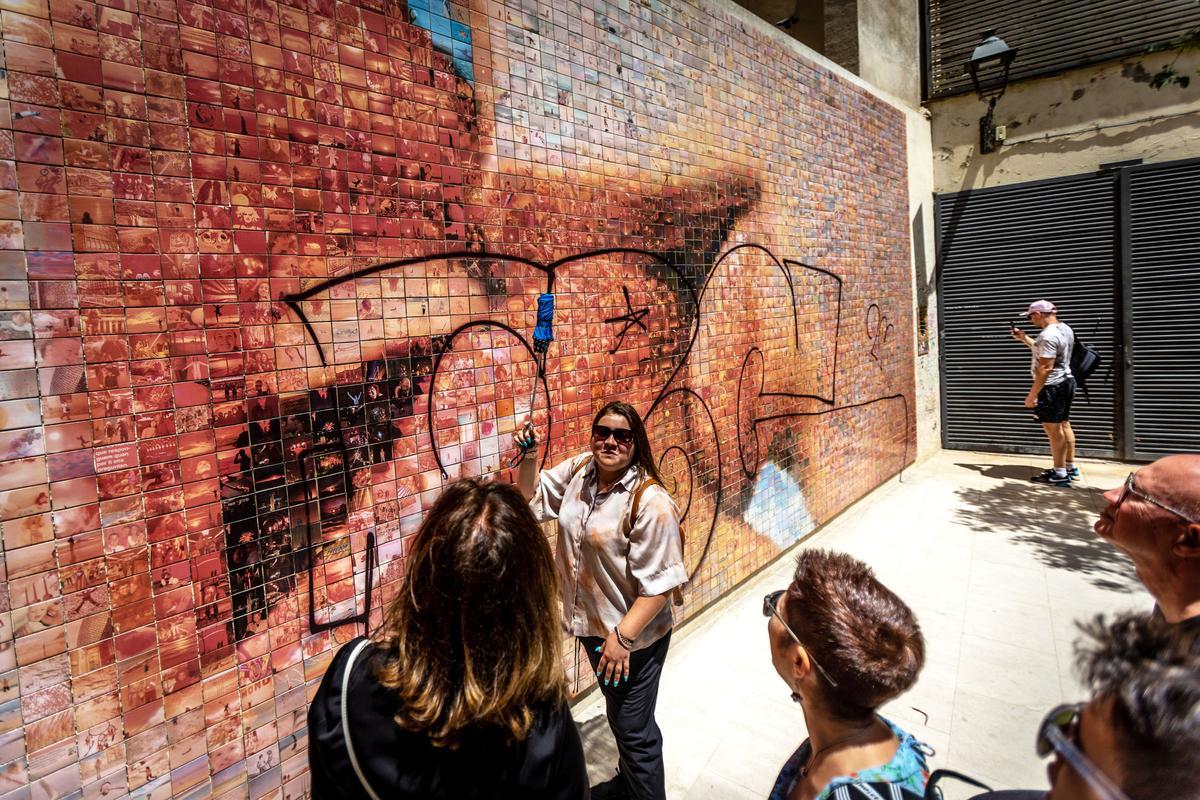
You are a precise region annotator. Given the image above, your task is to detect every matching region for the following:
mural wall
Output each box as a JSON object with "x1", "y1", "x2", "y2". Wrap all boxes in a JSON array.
[{"x1": 0, "y1": 0, "x2": 914, "y2": 795}]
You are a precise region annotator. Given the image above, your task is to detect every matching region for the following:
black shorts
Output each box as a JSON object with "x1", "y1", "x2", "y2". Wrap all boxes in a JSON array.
[{"x1": 1036, "y1": 378, "x2": 1075, "y2": 423}]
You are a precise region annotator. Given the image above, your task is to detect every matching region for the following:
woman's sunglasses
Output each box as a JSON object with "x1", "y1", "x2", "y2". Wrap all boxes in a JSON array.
[
  {"x1": 1037, "y1": 704, "x2": 1131, "y2": 800},
  {"x1": 762, "y1": 590, "x2": 840, "y2": 688},
  {"x1": 592, "y1": 424, "x2": 634, "y2": 445}
]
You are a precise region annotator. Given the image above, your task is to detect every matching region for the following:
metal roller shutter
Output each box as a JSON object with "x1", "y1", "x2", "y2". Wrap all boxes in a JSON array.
[
  {"x1": 936, "y1": 172, "x2": 1119, "y2": 457},
  {"x1": 926, "y1": 0, "x2": 1200, "y2": 99},
  {"x1": 1127, "y1": 160, "x2": 1200, "y2": 458}
]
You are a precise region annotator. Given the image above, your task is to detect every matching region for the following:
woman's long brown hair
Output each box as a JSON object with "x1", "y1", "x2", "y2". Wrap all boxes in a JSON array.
[
  {"x1": 373, "y1": 478, "x2": 565, "y2": 748},
  {"x1": 592, "y1": 400, "x2": 664, "y2": 485}
]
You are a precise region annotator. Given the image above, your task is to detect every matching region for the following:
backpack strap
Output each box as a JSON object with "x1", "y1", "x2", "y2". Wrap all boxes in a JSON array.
[
  {"x1": 629, "y1": 477, "x2": 685, "y2": 607},
  {"x1": 574, "y1": 460, "x2": 687, "y2": 606},
  {"x1": 1047, "y1": 324, "x2": 1069, "y2": 371},
  {"x1": 628, "y1": 476, "x2": 663, "y2": 522},
  {"x1": 341, "y1": 638, "x2": 382, "y2": 800},
  {"x1": 570, "y1": 454, "x2": 592, "y2": 480},
  {"x1": 923, "y1": 769, "x2": 992, "y2": 800}
]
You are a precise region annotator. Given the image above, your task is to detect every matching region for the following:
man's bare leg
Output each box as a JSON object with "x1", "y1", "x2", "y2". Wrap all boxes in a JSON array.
[
  {"x1": 1061, "y1": 421, "x2": 1076, "y2": 467},
  {"x1": 1041, "y1": 422, "x2": 1065, "y2": 469}
]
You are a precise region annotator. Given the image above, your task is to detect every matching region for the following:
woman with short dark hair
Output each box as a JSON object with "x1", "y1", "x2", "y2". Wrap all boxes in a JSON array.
[
  {"x1": 515, "y1": 401, "x2": 687, "y2": 800},
  {"x1": 764, "y1": 549, "x2": 928, "y2": 800},
  {"x1": 307, "y1": 478, "x2": 587, "y2": 799}
]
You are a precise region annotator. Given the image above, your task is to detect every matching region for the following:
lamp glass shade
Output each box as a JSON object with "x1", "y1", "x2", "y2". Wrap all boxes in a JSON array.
[
  {"x1": 968, "y1": 34, "x2": 1017, "y2": 97},
  {"x1": 970, "y1": 35, "x2": 1016, "y2": 67}
]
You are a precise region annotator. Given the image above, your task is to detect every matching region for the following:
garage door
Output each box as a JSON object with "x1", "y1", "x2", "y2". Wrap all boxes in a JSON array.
[{"x1": 937, "y1": 172, "x2": 1119, "y2": 457}]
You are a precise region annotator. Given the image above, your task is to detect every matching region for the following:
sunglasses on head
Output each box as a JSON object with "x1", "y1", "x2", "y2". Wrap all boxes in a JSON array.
[
  {"x1": 1037, "y1": 704, "x2": 1131, "y2": 800},
  {"x1": 592, "y1": 424, "x2": 634, "y2": 445},
  {"x1": 762, "y1": 590, "x2": 840, "y2": 688}
]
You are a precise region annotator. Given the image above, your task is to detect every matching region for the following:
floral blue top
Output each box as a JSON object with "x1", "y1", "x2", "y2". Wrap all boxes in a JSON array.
[{"x1": 768, "y1": 717, "x2": 930, "y2": 800}]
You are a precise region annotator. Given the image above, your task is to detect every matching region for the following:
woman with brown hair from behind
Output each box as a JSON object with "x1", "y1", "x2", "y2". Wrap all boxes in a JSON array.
[
  {"x1": 764, "y1": 549, "x2": 930, "y2": 800},
  {"x1": 307, "y1": 478, "x2": 588, "y2": 799}
]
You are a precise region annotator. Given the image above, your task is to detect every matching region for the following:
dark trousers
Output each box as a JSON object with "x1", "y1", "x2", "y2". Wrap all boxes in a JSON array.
[{"x1": 581, "y1": 631, "x2": 671, "y2": 800}]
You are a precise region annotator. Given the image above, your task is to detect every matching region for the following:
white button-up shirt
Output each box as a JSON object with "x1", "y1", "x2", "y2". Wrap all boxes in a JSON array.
[{"x1": 532, "y1": 454, "x2": 686, "y2": 650}]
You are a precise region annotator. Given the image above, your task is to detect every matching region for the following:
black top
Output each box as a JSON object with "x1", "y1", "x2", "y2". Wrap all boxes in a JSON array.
[
  {"x1": 308, "y1": 637, "x2": 589, "y2": 800},
  {"x1": 1151, "y1": 605, "x2": 1200, "y2": 633}
]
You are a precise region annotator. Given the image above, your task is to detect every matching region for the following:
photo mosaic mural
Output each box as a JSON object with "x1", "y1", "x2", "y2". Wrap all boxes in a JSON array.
[{"x1": 0, "y1": 0, "x2": 915, "y2": 795}]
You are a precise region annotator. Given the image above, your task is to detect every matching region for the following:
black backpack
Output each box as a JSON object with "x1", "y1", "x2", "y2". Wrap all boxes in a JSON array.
[{"x1": 1069, "y1": 335, "x2": 1103, "y2": 403}]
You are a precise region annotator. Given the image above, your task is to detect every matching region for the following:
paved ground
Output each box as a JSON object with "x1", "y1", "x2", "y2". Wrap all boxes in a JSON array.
[{"x1": 572, "y1": 450, "x2": 1151, "y2": 798}]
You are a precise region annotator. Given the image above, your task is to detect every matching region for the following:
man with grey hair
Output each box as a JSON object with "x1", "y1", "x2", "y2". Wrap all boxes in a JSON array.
[
  {"x1": 1094, "y1": 454, "x2": 1200, "y2": 627},
  {"x1": 1039, "y1": 613, "x2": 1200, "y2": 800},
  {"x1": 908, "y1": 613, "x2": 1200, "y2": 800},
  {"x1": 1011, "y1": 300, "x2": 1077, "y2": 486}
]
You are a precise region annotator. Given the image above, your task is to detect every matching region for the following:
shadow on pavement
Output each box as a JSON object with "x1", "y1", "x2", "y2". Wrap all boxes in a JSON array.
[
  {"x1": 952, "y1": 464, "x2": 1139, "y2": 592},
  {"x1": 954, "y1": 463, "x2": 1044, "y2": 481},
  {"x1": 576, "y1": 711, "x2": 618, "y2": 783}
]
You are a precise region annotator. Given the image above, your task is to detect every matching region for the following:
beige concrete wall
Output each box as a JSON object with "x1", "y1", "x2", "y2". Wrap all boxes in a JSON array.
[
  {"x1": 858, "y1": 0, "x2": 922, "y2": 109},
  {"x1": 907, "y1": 109, "x2": 940, "y2": 461},
  {"x1": 931, "y1": 47, "x2": 1200, "y2": 194}
]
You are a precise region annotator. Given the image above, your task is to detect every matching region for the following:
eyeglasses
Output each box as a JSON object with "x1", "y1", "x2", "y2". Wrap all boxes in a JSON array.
[
  {"x1": 762, "y1": 590, "x2": 840, "y2": 688},
  {"x1": 592, "y1": 424, "x2": 634, "y2": 445},
  {"x1": 1115, "y1": 472, "x2": 1199, "y2": 524},
  {"x1": 1036, "y1": 704, "x2": 1131, "y2": 800}
]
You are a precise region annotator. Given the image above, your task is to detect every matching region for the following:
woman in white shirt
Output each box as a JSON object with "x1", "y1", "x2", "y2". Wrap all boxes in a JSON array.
[{"x1": 515, "y1": 401, "x2": 686, "y2": 800}]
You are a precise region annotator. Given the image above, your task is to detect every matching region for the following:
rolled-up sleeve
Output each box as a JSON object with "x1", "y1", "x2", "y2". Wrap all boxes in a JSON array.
[
  {"x1": 628, "y1": 485, "x2": 687, "y2": 596},
  {"x1": 530, "y1": 454, "x2": 586, "y2": 523}
]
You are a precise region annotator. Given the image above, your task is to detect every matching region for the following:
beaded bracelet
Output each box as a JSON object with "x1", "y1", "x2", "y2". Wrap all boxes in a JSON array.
[{"x1": 614, "y1": 626, "x2": 634, "y2": 650}]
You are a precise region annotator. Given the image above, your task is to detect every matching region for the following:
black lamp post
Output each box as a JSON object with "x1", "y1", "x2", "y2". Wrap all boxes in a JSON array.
[{"x1": 967, "y1": 31, "x2": 1018, "y2": 154}]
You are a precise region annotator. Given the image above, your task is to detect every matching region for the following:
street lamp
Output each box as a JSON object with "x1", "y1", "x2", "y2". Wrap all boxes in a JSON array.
[{"x1": 967, "y1": 31, "x2": 1018, "y2": 154}]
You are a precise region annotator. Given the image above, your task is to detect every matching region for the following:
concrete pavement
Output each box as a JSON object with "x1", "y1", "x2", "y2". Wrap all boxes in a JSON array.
[{"x1": 573, "y1": 450, "x2": 1150, "y2": 798}]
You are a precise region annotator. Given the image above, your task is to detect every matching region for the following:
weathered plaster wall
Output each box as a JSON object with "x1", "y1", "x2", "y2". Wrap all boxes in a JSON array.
[
  {"x1": 931, "y1": 47, "x2": 1200, "y2": 194},
  {"x1": 858, "y1": 0, "x2": 920, "y2": 109},
  {"x1": 823, "y1": 0, "x2": 859, "y2": 73},
  {"x1": 906, "y1": 108, "x2": 938, "y2": 461}
]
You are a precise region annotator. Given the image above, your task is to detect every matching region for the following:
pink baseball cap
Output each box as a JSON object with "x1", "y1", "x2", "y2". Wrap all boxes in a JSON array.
[{"x1": 1022, "y1": 300, "x2": 1056, "y2": 316}]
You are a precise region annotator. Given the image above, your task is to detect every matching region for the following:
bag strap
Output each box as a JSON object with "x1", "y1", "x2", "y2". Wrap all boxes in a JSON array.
[
  {"x1": 629, "y1": 476, "x2": 663, "y2": 523},
  {"x1": 570, "y1": 454, "x2": 592, "y2": 479},
  {"x1": 341, "y1": 638, "x2": 382, "y2": 800},
  {"x1": 572, "y1": 457, "x2": 686, "y2": 605},
  {"x1": 1052, "y1": 325, "x2": 1069, "y2": 370},
  {"x1": 923, "y1": 768, "x2": 992, "y2": 800}
]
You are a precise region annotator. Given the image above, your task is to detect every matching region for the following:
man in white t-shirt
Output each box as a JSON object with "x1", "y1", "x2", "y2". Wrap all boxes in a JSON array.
[{"x1": 1011, "y1": 300, "x2": 1077, "y2": 487}]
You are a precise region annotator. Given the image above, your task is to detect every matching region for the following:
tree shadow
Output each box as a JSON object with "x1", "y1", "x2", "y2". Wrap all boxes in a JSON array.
[
  {"x1": 577, "y1": 709, "x2": 619, "y2": 784},
  {"x1": 952, "y1": 464, "x2": 1140, "y2": 592},
  {"x1": 955, "y1": 463, "x2": 1044, "y2": 481}
]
